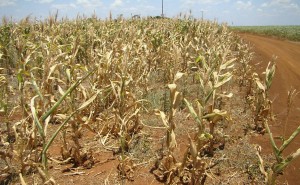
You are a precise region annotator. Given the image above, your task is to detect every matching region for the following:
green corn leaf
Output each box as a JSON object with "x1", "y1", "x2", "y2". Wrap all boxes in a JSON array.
[
  {"x1": 40, "y1": 69, "x2": 95, "y2": 122},
  {"x1": 264, "y1": 122, "x2": 280, "y2": 158},
  {"x1": 279, "y1": 124, "x2": 300, "y2": 154},
  {"x1": 30, "y1": 95, "x2": 45, "y2": 139},
  {"x1": 205, "y1": 88, "x2": 214, "y2": 104},
  {"x1": 184, "y1": 98, "x2": 203, "y2": 132},
  {"x1": 45, "y1": 112, "x2": 90, "y2": 157},
  {"x1": 31, "y1": 73, "x2": 44, "y2": 100}
]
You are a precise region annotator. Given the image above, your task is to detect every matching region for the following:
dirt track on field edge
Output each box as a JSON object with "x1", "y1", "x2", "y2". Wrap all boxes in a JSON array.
[{"x1": 239, "y1": 33, "x2": 300, "y2": 185}]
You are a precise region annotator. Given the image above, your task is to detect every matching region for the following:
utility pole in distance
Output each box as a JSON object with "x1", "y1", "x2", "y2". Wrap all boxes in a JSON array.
[
  {"x1": 161, "y1": 0, "x2": 164, "y2": 18},
  {"x1": 201, "y1": 10, "x2": 204, "y2": 20}
]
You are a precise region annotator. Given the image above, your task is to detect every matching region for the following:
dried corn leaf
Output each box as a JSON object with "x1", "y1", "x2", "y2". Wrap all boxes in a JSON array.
[
  {"x1": 170, "y1": 130, "x2": 177, "y2": 150},
  {"x1": 173, "y1": 91, "x2": 182, "y2": 110},
  {"x1": 58, "y1": 85, "x2": 65, "y2": 96},
  {"x1": 168, "y1": 84, "x2": 177, "y2": 94},
  {"x1": 19, "y1": 173, "x2": 27, "y2": 185},
  {"x1": 189, "y1": 137, "x2": 197, "y2": 159},
  {"x1": 220, "y1": 58, "x2": 236, "y2": 70},
  {"x1": 158, "y1": 111, "x2": 169, "y2": 128},
  {"x1": 255, "y1": 79, "x2": 265, "y2": 91},
  {"x1": 78, "y1": 90, "x2": 99, "y2": 111},
  {"x1": 184, "y1": 99, "x2": 203, "y2": 131},
  {"x1": 173, "y1": 72, "x2": 184, "y2": 83},
  {"x1": 214, "y1": 73, "x2": 232, "y2": 88},
  {"x1": 47, "y1": 64, "x2": 60, "y2": 81},
  {"x1": 203, "y1": 109, "x2": 227, "y2": 123}
]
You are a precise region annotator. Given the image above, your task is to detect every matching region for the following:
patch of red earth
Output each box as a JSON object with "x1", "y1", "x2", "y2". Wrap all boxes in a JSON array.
[
  {"x1": 49, "y1": 151, "x2": 119, "y2": 185},
  {"x1": 239, "y1": 33, "x2": 300, "y2": 185}
]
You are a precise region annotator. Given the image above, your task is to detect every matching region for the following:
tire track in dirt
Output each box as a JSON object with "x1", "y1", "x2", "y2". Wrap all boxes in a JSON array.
[{"x1": 239, "y1": 33, "x2": 300, "y2": 184}]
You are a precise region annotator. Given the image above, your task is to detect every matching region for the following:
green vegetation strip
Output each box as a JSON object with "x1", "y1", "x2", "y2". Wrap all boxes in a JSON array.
[{"x1": 230, "y1": 25, "x2": 300, "y2": 42}]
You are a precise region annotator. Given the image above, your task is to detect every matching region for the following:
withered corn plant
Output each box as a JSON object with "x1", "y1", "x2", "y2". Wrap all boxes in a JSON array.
[
  {"x1": 248, "y1": 62, "x2": 275, "y2": 133},
  {"x1": 254, "y1": 63, "x2": 300, "y2": 184},
  {"x1": 110, "y1": 73, "x2": 144, "y2": 181},
  {"x1": 0, "y1": 64, "x2": 15, "y2": 184},
  {"x1": 0, "y1": 13, "x2": 262, "y2": 184},
  {"x1": 176, "y1": 50, "x2": 234, "y2": 183},
  {"x1": 151, "y1": 72, "x2": 184, "y2": 184},
  {"x1": 190, "y1": 48, "x2": 233, "y2": 156}
]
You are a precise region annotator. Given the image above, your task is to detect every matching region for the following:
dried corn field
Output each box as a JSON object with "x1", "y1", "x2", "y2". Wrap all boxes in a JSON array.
[{"x1": 0, "y1": 16, "x2": 299, "y2": 185}]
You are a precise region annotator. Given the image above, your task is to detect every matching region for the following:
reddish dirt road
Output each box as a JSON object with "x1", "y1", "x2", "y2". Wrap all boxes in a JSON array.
[{"x1": 239, "y1": 33, "x2": 300, "y2": 184}]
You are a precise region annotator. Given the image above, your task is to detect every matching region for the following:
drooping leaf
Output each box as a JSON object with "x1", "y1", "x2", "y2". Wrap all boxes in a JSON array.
[
  {"x1": 220, "y1": 58, "x2": 236, "y2": 70},
  {"x1": 31, "y1": 72, "x2": 44, "y2": 100},
  {"x1": 184, "y1": 99, "x2": 203, "y2": 132},
  {"x1": 78, "y1": 90, "x2": 100, "y2": 111},
  {"x1": 203, "y1": 109, "x2": 227, "y2": 123},
  {"x1": 172, "y1": 91, "x2": 182, "y2": 110},
  {"x1": 214, "y1": 73, "x2": 232, "y2": 88},
  {"x1": 47, "y1": 63, "x2": 60, "y2": 81},
  {"x1": 158, "y1": 110, "x2": 169, "y2": 128},
  {"x1": 58, "y1": 85, "x2": 65, "y2": 96}
]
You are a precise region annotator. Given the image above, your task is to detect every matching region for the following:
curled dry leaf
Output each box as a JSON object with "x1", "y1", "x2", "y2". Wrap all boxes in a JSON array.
[
  {"x1": 173, "y1": 72, "x2": 185, "y2": 83},
  {"x1": 203, "y1": 109, "x2": 227, "y2": 123}
]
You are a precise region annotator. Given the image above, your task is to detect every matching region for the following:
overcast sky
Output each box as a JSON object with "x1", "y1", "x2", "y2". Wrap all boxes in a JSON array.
[{"x1": 0, "y1": 0, "x2": 299, "y2": 25}]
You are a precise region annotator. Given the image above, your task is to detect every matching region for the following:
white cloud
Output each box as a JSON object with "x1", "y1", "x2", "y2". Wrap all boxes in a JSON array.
[
  {"x1": 236, "y1": 1, "x2": 253, "y2": 10},
  {"x1": 76, "y1": 0, "x2": 103, "y2": 8},
  {"x1": 37, "y1": 0, "x2": 53, "y2": 3},
  {"x1": 0, "y1": 0, "x2": 16, "y2": 6},
  {"x1": 50, "y1": 1, "x2": 107, "y2": 16},
  {"x1": 183, "y1": 0, "x2": 230, "y2": 5},
  {"x1": 270, "y1": 0, "x2": 291, "y2": 5},
  {"x1": 261, "y1": 3, "x2": 268, "y2": 7},
  {"x1": 260, "y1": 0, "x2": 300, "y2": 13},
  {"x1": 52, "y1": 3, "x2": 77, "y2": 10},
  {"x1": 111, "y1": 0, "x2": 123, "y2": 7},
  {"x1": 25, "y1": 0, "x2": 54, "y2": 3},
  {"x1": 200, "y1": 0, "x2": 229, "y2": 3}
]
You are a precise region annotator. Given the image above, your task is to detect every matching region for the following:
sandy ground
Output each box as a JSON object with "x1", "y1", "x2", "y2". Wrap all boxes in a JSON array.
[{"x1": 239, "y1": 33, "x2": 300, "y2": 185}]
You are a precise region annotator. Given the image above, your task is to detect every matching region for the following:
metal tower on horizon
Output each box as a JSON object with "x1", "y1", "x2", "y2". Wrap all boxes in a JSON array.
[{"x1": 161, "y1": 0, "x2": 164, "y2": 17}]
